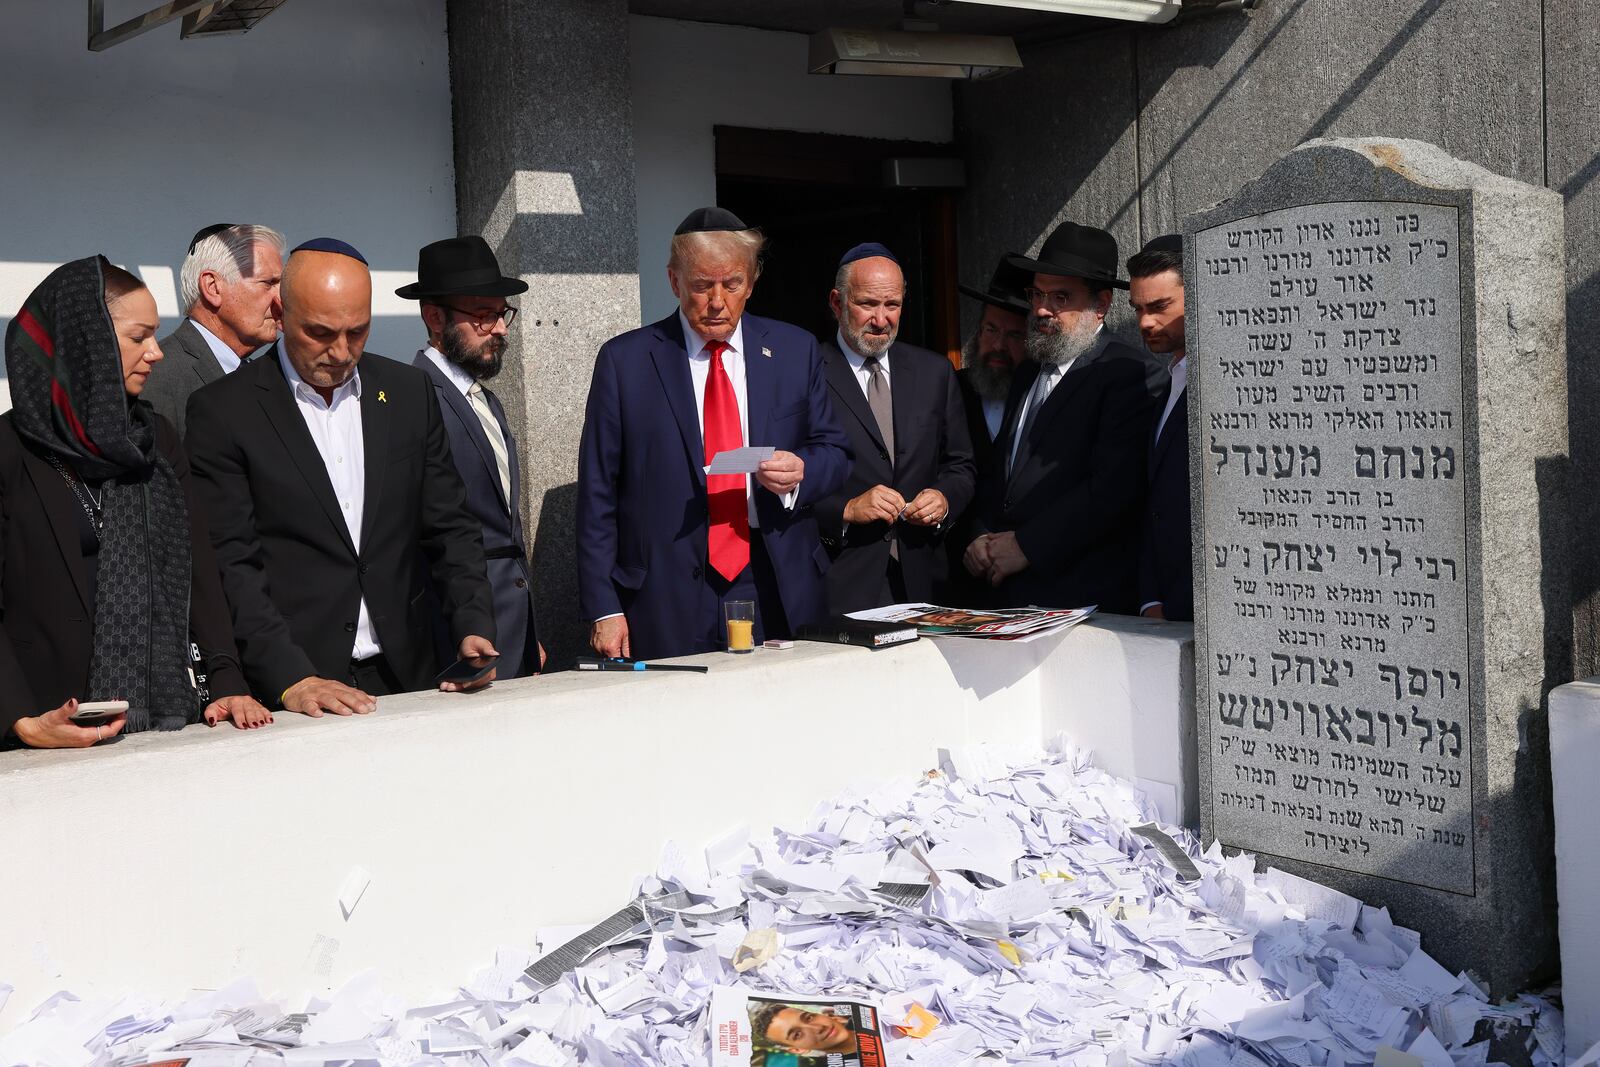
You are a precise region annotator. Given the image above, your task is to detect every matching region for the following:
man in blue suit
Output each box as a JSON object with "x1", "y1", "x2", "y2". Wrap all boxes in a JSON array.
[
  {"x1": 577, "y1": 207, "x2": 852, "y2": 660},
  {"x1": 1130, "y1": 235, "x2": 1193, "y2": 623},
  {"x1": 399, "y1": 236, "x2": 545, "y2": 677}
]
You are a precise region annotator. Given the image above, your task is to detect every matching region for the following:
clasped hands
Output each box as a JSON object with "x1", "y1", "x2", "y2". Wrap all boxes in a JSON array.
[
  {"x1": 844, "y1": 485, "x2": 948, "y2": 528},
  {"x1": 964, "y1": 531, "x2": 1030, "y2": 586},
  {"x1": 281, "y1": 634, "x2": 498, "y2": 717}
]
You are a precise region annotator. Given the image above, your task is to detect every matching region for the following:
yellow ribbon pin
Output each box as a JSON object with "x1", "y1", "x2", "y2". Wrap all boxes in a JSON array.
[{"x1": 378, "y1": 391, "x2": 387, "y2": 403}]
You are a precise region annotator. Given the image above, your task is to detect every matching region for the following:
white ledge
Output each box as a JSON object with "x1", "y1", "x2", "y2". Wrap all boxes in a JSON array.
[{"x1": 0, "y1": 616, "x2": 1193, "y2": 1029}]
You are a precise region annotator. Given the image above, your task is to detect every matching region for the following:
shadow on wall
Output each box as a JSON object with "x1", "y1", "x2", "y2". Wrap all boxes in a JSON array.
[
  {"x1": 533, "y1": 481, "x2": 582, "y2": 673},
  {"x1": 1566, "y1": 264, "x2": 1600, "y2": 670}
]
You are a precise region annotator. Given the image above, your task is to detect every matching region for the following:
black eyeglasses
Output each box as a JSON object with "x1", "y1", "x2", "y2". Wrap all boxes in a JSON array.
[
  {"x1": 437, "y1": 302, "x2": 518, "y2": 331},
  {"x1": 187, "y1": 223, "x2": 238, "y2": 254}
]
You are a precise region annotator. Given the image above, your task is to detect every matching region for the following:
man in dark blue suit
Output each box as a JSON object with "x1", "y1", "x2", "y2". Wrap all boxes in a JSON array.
[
  {"x1": 577, "y1": 208, "x2": 852, "y2": 660},
  {"x1": 1130, "y1": 235, "x2": 1193, "y2": 622},
  {"x1": 399, "y1": 236, "x2": 545, "y2": 677}
]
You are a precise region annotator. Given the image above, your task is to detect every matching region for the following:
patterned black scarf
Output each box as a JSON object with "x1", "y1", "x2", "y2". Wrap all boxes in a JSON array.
[{"x1": 4, "y1": 257, "x2": 196, "y2": 731}]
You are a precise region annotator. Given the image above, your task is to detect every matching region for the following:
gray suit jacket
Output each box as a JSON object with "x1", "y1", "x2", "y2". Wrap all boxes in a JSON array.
[
  {"x1": 412, "y1": 350, "x2": 540, "y2": 677},
  {"x1": 147, "y1": 319, "x2": 229, "y2": 440}
]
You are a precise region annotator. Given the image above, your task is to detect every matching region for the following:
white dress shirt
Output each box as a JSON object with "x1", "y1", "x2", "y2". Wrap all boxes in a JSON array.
[
  {"x1": 982, "y1": 399, "x2": 1005, "y2": 442},
  {"x1": 1155, "y1": 352, "x2": 1187, "y2": 443},
  {"x1": 277, "y1": 341, "x2": 380, "y2": 660},
  {"x1": 190, "y1": 318, "x2": 244, "y2": 376},
  {"x1": 836, "y1": 330, "x2": 890, "y2": 397}
]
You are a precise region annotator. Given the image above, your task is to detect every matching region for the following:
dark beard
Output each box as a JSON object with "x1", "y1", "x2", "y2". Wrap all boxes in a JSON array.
[
  {"x1": 961, "y1": 334, "x2": 1013, "y2": 402},
  {"x1": 441, "y1": 329, "x2": 505, "y2": 381}
]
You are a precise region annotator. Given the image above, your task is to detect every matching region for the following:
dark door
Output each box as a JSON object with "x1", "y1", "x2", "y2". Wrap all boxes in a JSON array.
[{"x1": 714, "y1": 125, "x2": 962, "y2": 365}]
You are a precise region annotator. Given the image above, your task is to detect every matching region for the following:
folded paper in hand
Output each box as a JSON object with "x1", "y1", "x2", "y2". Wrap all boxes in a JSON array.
[{"x1": 706, "y1": 447, "x2": 775, "y2": 474}]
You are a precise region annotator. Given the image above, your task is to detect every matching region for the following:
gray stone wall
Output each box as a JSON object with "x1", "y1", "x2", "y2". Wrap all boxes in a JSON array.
[
  {"x1": 955, "y1": 0, "x2": 1595, "y2": 676},
  {"x1": 448, "y1": 0, "x2": 641, "y2": 669}
]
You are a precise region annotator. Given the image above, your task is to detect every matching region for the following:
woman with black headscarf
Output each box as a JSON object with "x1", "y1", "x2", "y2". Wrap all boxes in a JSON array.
[{"x1": 1, "y1": 256, "x2": 271, "y2": 748}]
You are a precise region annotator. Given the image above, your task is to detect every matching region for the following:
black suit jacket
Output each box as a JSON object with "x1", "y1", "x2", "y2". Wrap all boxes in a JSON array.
[
  {"x1": 976, "y1": 333, "x2": 1156, "y2": 614},
  {"x1": 0, "y1": 410, "x2": 246, "y2": 743},
  {"x1": 813, "y1": 340, "x2": 975, "y2": 614},
  {"x1": 1139, "y1": 380, "x2": 1193, "y2": 621},
  {"x1": 185, "y1": 351, "x2": 495, "y2": 702},
  {"x1": 413, "y1": 351, "x2": 540, "y2": 678}
]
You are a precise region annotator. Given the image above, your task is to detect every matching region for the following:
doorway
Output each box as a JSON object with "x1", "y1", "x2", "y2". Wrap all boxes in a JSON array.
[{"x1": 714, "y1": 125, "x2": 962, "y2": 364}]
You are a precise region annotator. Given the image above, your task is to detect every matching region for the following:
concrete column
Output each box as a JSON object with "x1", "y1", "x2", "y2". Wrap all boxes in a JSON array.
[{"x1": 447, "y1": 0, "x2": 641, "y2": 668}]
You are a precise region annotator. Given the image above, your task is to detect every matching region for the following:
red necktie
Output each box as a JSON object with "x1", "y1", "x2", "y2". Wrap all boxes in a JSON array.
[{"x1": 703, "y1": 340, "x2": 750, "y2": 581}]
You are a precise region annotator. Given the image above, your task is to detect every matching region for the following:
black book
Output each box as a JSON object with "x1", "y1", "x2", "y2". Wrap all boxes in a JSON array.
[{"x1": 796, "y1": 616, "x2": 920, "y2": 650}]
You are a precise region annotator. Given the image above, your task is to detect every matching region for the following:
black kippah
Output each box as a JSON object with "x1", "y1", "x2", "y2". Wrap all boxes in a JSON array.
[
  {"x1": 1140, "y1": 234, "x2": 1183, "y2": 256},
  {"x1": 675, "y1": 206, "x2": 748, "y2": 235}
]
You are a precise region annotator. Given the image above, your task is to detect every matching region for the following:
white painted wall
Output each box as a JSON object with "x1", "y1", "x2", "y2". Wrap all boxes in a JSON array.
[
  {"x1": 1550, "y1": 677, "x2": 1600, "y2": 1061},
  {"x1": 0, "y1": 619, "x2": 1194, "y2": 1030},
  {"x1": 628, "y1": 16, "x2": 956, "y2": 323},
  {"x1": 0, "y1": 0, "x2": 454, "y2": 372}
]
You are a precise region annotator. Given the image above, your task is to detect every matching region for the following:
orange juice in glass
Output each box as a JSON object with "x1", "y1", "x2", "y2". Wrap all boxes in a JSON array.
[{"x1": 725, "y1": 600, "x2": 755, "y2": 653}]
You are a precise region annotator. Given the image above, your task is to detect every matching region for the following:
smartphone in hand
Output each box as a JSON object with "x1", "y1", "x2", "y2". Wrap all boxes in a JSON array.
[
  {"x1": 70, "y1": 700, "x2": 129, "y2": 726},
  {"x1": 434, "y1": 656, "x2": 499, "y2": 687}
]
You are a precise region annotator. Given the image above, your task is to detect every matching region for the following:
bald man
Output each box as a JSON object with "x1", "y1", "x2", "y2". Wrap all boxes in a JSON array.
[{"x1": 186, "y1": 239, "x2": 498, "y2": 714}]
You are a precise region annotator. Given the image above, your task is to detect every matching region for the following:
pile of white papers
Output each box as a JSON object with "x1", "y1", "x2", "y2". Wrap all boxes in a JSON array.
[
  {"x1": 847, "y1": 604, "x2": 1097, "y2": 642},
  {"x1": 0, "y1": 739, "x2": 1563, "y2": 1067}
]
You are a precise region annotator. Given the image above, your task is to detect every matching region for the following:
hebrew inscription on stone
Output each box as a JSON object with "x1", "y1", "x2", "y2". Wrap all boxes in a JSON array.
[{"x1": 1195, "y1": 201, "x2": 1473, "y2": 894}]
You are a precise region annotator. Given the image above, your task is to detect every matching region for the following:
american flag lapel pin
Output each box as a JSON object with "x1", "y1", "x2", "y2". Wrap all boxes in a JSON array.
[{"x1": 761, "y1": 347, "x2": 772, "y2": 358}]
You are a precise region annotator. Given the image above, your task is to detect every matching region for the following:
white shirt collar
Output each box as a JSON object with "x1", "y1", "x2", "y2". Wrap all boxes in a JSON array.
[
  {"x1": 422, "y1": 345, "x2": 476, "y2": 397},
  {"x1": 189, "y1": 318, "x2": 243, "y2": 376},
  {"x1": 278, "y1": 338, "x2": 361, "y2": 406},
  {"x1": 836, "y1": 329, "x2": 890, "y2": 373},
  {"x1": 680, "y1": 311, "x2": 744, "y2": 360}
]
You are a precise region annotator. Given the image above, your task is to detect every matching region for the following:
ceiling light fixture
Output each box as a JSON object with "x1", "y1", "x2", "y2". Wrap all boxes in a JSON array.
[
  {"x1": 944, "y1": 0, "x2": 1182, "y2": 24},
  {"x1": 809, "y1": 27, "x2": 1023, "y2": 79}
]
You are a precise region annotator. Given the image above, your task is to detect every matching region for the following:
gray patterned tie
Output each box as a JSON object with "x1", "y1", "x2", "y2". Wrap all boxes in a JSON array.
[
  {"x1": 863, "y1": 356, "x2": 897, "y2": 559},
  {"x1": 468, "y1": 382, "x2": 513, "y2": 506}
]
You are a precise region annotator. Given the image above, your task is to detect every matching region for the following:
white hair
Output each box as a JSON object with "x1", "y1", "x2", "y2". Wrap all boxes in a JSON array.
[
  {"x1": 668, "y1": 229, "x2": 765, "y2": 278},
  {"x1": 178, "y1": 224, "x2": 285, "y2": 314}
]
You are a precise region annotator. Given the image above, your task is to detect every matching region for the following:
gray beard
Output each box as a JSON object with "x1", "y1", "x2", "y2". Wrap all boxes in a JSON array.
[
  {"x1": 441, "y1": 329, "x2": 505, "y2": 381},
  {"x1": 843, "y1": 321, "x2": 895, "y2": 358},
  {"x1": 961, "y1": 335, "x2": 1013, "y2": 402},
  {"x1": 1026, "y1": 315, "x2": 1101, "y2": 367}
]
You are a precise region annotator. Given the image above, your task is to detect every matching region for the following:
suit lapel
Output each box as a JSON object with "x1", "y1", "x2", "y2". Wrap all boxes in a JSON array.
[
  {"x1": 648, "y1": 315, "x2": 707, "y2": 487},
  {"x1": 741, "y1": 317, "x2": 775, "y2": 448},
  {"x1": 176, "y1": 320, "x2": 226, "y2": 388},
  {"x1": 255, "y1": 356, "x2": 356, "y2": 555},
  {"x1": 887, "y1": 342, "x2": 921, "y2": 461},
  {"x1": 20, "y1": 448, "x2": 91, "y2": 614},
  {"x1": 1151, "y1": 384, "x2": 1187, "y2": 479},
  {"x1": 357, "y1": 361, "x2": 389, "y2": 550},
  {"x1": 1005, "y1": 335, "x2": 1112, "y2": 490},
  {"x1": 821, "y1": 342, "x2": 885, "y2": 453},
  {"x1": 416, "y1": 352, "x2": 509, "y2": 512}
]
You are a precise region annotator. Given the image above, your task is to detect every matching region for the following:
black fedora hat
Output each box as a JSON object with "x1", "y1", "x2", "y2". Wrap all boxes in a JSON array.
[
  {"x1": 958, "y1": 255, "x2": 1031, "y2": 317},
  {"x1": 1005, "y1": 221, "x2": 1128, "y2": 291},
  {"x1": 395, "y1": 236, "x2": 529, "y2": 300}
]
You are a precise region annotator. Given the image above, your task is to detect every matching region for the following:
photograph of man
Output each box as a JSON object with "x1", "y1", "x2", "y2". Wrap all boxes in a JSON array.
[
  {"x1": 145, "y1": 223, "x2": 284, "y2": 439},
  {"x1": 751, "y1": 1003, "x2": 860, "y2": 1059},
  {"x1": 962, "y1": 221, "x2": 1156, "y2": 614},
  {"x1": 576, "y1": 207, "x2": 851, "y2": 660},
  {"x1": 400, "y1": 236, "x2": 545, "y2": 677},
  {"x1": 186, "y1": 238, "x2": 498, "y2": 715},
  {"x1": 813, "y1": 242, "x2": 974, "y2": 615},
  {"x1": 1129, "y1": 234, "x2": 1193, "y2": 623}
]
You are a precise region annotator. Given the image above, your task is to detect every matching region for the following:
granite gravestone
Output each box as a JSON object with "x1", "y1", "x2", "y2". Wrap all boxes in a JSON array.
[{"x1": 1186, "y1": 138, "x2": 1567, "y2": 993}]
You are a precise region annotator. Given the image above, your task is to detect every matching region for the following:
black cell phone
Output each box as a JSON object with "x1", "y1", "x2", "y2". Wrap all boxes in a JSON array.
[{"x1": 433, "y1": 655, "x2": 499, "y2": 686}]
